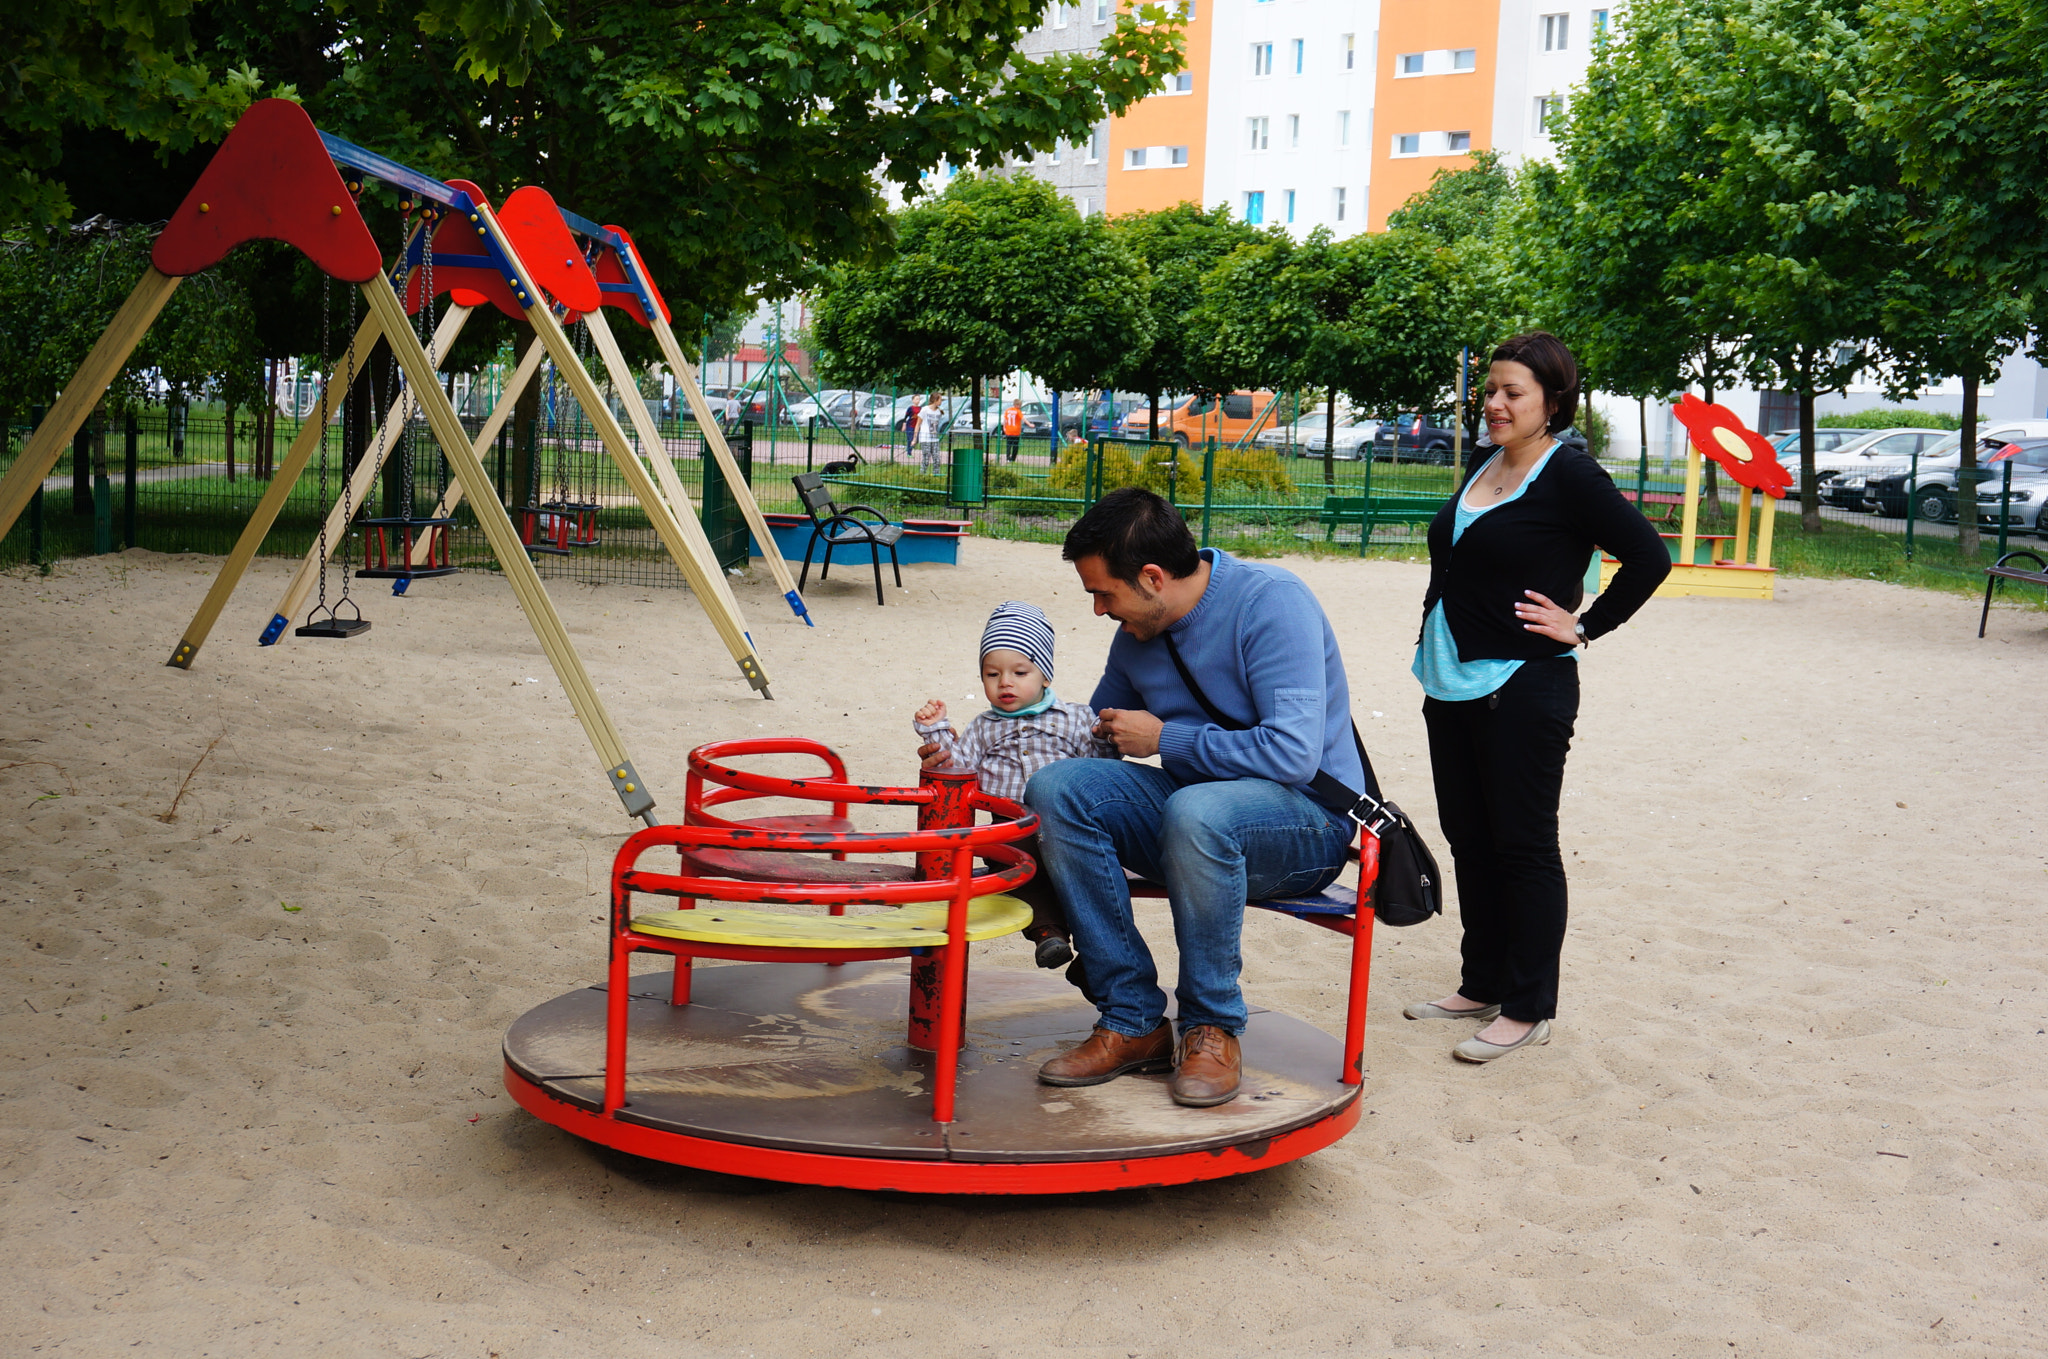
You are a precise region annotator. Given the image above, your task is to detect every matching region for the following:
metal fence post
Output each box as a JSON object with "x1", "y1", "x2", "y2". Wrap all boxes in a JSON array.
[
  {"x1": 1358, "y1": 445, "x2": 1374, "y2": 558},
  {"x1": 72, "y1": 419, "x2": 92, "y2": 517},
  {"x1": 1200, "y1": 439, "x2": 1216, "y2": 546},
  {"x1": 28, "y1": 405, "x2": 44, "y2": 568},
  {"x1": 1903, "y1": 446, "x2": 1919, "y2": 562},
  {"x1": 123, "y1": 410, "x2": 138, "y2": 548},
  {"x1": 1997, "y1": 459, "x2": 2012, "y2": 558},
  {"x1": 806, "y1": 415, "x2": 815, "y2": 473},
  {"x1": 92, "y1": 407, "x2": 112, "y2": 553}
]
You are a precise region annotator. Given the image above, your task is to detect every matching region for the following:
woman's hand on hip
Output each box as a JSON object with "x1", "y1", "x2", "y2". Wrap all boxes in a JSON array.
[{"x1": 1515, "y1": 590, "x2": 1579, "y2": 645}]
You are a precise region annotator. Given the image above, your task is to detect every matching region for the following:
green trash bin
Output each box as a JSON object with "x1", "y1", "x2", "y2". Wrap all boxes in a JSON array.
[{"x1": 949, "y1": 434, "x2": 986, "y2": 506}]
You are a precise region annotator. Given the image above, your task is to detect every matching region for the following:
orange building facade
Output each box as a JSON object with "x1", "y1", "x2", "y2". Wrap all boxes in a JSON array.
[
  {"x1": 1105, "y1": 6, "x2": 1213, "y2": 215},
  {"x1": 1366, "y1": 0, "x2": 1500, "y2": 229}
]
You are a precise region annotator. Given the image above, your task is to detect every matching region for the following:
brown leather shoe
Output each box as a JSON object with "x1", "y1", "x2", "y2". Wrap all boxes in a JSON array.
[
  {"x1": 1037, "y1": 1022, "x2": 1172, "y2": 1087},
  {"x1": 1170, "y1": 1025, "x2": 1242, "y2": 1107}
]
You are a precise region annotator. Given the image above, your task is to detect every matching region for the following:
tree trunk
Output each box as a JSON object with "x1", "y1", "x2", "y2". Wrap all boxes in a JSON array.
[
  {"x1": 971, "y1": 375, "x2": 982, "y2": 438},
  {"x1": 223, "y1": 399, "x2": 236, "y2": 484},
  {"x1": 1637, "y1": 395, "x2": 1648, "y2": 469},
  {"x1": 262, "y1": 358, "x2": 280, "y2": 478},
  {"x1": 1700, "y1": 380, "x2": 1721, "y2": 514},
  {"x1": 1323, "y1": 386, "x2": 1337, "y2": 487},
  {"x1": 510, "y1": 324, "x2": 544, "y2": 511},
  {"x1": 1799, "y1": 383, "x2": 1820, "y2": 533},
  {"x1": 1956, "y1": 372, "x2": 1980, "y2": 560},
  {"x1": 1149, "y1": 391, "x2": 1160, "y2": 442}
]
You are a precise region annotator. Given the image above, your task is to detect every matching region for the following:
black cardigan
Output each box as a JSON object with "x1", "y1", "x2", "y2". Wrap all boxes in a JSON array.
[{"x1": 1421, "y1": 446, "x2": 1672, "y2": 660}]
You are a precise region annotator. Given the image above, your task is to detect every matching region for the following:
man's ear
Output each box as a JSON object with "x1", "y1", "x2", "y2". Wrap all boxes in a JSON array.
[{"x1": 1136, "y1": 563, "x2": 1169, "y2": 596}]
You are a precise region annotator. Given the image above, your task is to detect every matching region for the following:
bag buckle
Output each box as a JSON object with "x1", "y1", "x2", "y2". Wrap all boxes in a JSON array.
[{"x1": 1344, "y1": 792, "x2": 1397, "y2": 838}]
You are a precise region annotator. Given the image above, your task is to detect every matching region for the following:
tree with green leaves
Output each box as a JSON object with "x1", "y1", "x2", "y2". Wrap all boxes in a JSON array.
[
  {"x1": 809, "y1": 174, "x2": 1153, "y2": 431},
  {"x1": 1106, "y1": 202, "x2": 1264, "y2": 438},
  {"x1": 1863, "y1": 0, "x2": 2043, "y2": 558}
]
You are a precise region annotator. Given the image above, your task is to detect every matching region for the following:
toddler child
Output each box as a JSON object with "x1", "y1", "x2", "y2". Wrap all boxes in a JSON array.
[{"x1": 913, "y1": 600, "x2": 1116, "y2": 968}]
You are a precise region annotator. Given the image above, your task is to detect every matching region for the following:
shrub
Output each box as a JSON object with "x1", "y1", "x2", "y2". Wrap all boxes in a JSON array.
[{"x1": 1816, "y1": 407, "x2": 1961, "y2": 431}]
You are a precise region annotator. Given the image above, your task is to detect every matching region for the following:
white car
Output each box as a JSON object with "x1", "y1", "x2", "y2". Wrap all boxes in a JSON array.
[
  {"x1": 1255, "y1": 407, "x2": 1358, "y2": 452},
  {"x1": 1778, "y1": 427, "x2": 1944, "y2": 503},
  {"x1": 1864, "y1": 420, "x2": 2048, "y2": 520},
  {"x1": 1973, "y1": 439, "x2": 2048, "y2": 535},
  {"x1": 1303, "y1": 419, "x2": 1378, "y2": 459}
]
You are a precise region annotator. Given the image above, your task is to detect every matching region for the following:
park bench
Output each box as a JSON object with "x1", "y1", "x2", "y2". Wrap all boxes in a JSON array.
[
  {"x1": 1316, "y1": 494, "x2": 1447, "y2": 545},
  {"x1": 1979, "y1": 549, "x2": 2048, "y2": 638},
  {"x1": 1619, "y1": 488, "x2": 1685, "y2": 525}
]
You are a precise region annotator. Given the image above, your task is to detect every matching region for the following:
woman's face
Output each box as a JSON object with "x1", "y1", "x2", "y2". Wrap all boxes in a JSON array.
[{"x1": 1483, "y1": 360, "x2": 1555, "y2": 450}]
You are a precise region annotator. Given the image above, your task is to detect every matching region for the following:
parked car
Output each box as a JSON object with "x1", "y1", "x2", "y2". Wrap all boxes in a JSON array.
[
  {"x1": 1120, "y1": 391, "x2": 1279, "y2": 447},
  {"x1": 1369, "y1": 412, "x2": 1460, "y2": 464},
  {"x1": 1972, "y1": 439, "x2": 2048, "y2": 535},
  {"x1": 1254, "y1": 405, "x2": 1353, "y2": 451},
  {"x1": 785, "y1": 388, "x2": 866, "y2": 428},
  {"x1": 1777, "y1": 426, "x2": 1943, "y2": 503},
  {"x1": 1303, "y1": 418, "x2": 1379, "y2": 459},
  {"x1": 1814, "y1": 429, "x2": 1952, "y2": 510},
  {"x1": 1767, "y1": 428, "x2": 1862, "y2": 458},
  {"x1": 1863, "y1": 420, "x2": 2048, "y2": 520},
  {"x1": 1061, "y1": 392, "x2": 1145, "y2": 439}
]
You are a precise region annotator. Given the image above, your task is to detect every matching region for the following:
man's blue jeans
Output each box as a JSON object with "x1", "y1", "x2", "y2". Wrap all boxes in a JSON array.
[{"x1": 1025, "y1": 760, "x2": 1353, "y2": 1038}]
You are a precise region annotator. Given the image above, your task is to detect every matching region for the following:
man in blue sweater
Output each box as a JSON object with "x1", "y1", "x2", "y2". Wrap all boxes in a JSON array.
[{"x1": 1027, "y1": 488, "x2": 1361, "y2": 1106}]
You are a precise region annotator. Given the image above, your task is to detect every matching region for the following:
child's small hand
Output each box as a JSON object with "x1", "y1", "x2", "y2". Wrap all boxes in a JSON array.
[{"x1": 914, "y1": 698, "x2": 947, "y2": 725}]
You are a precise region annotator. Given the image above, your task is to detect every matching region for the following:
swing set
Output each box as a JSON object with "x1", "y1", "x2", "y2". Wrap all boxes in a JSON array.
[{"x1": 0, "y1": 99, "x2": 804, "y2": 819}]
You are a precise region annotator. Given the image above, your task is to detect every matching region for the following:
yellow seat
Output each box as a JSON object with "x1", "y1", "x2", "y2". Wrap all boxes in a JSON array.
[{"x1": 630, "y1": 893, "x2": 1032, "y2": 950}]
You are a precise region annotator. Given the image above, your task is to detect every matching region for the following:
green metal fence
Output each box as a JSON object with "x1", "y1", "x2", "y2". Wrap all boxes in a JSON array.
[{"x1": 5, "y1": 407, "x2": 2032, "y2": 603}]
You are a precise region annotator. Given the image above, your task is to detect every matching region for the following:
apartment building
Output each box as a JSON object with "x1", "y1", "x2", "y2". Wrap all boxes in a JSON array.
[
  {"x1": 1202, "y1": 0, "x2": 1376, "y2": 236},
  {"x1": 1014, "y1": 1, "x2": 1117, "y2": 216}
]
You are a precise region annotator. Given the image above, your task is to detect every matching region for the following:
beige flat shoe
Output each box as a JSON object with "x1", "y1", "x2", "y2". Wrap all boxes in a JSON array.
[
  {"x1": 1453, "y1": 1019, "x2": 1551, "y2": 1063},
  {"x1": 1404, "y1": 999, "x2": 1502, "y2": 1021}
]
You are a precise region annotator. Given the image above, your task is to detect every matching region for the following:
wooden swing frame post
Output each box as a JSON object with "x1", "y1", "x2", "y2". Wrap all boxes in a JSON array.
[
  {"x1": 0, "y1": 269, "x2": 182, "y2": 544},
  {"x1": 167, "y1": 306, "x2": 391, "y2": 667},
  {"x1": 260, "y1": 299, "x2": 475, "y2": 631},
  {"x1": 402, "y1": 331, "x2": 549, "y2": 562}
]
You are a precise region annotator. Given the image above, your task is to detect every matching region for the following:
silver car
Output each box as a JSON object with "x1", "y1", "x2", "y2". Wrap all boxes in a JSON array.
[
  {"x1": 1974, "y1": 441, "x2": 2048, "y2": 536},
  {"x1": 1304, "y1": 419, "x2": 1377, "y2": 459}
]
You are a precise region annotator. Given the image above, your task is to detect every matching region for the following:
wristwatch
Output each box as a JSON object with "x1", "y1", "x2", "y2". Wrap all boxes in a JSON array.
[{"x1": 1574, "y1": 618, "x2": 1589, "y2": 648}]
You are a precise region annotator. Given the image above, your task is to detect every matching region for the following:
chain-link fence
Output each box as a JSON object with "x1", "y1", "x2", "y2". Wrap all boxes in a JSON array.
[{"x1": 5, "y1": 407, "x2": 2029, "y2": 600}]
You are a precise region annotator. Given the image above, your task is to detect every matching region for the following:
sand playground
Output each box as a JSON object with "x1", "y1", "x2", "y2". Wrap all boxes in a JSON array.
[{"x1": 0, "y1": 538, "x2": 2043, "y2": 1357}]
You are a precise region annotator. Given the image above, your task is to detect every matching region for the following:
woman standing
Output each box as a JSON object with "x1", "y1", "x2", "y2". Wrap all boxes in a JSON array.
[{"x1": 1405, "y1": 332, "x2": 1670, "y2": 1062}]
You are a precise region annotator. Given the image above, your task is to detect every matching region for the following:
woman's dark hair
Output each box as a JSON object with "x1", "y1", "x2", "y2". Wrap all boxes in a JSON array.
[
  {"x1": 1062, "y1": 487, "x2": 1200, "y2": 585},
  {"x1": 1490, "y1": 331, "x2": 1581, "y2": 434}
]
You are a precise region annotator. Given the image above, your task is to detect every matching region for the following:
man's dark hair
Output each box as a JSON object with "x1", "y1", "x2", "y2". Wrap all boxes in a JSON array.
[
  {"x1": 1062, "y1": 487, "x2": 1200, "y2": 584},
  {"x1": 1490, "y1": 330, "x2": 1581, "y2": 433}
]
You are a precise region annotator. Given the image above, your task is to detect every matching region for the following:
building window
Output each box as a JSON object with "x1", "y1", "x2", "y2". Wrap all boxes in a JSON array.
[
  {"x1": 1170, "y1": 145, "x2": 1189, "y2": 165},
  {"x1": 1253, "y1": 43, "x2": 1274, "y2": 76},
  {"x1": 1245, "y1": 191, "x2": 1265, "y2": 225},
  {"x1": 1288, "y1": 114, "x2": 1301, "y2": 148},
  {"x1": 1337, "y1": 110, "x2": 1351, "y2": 146},
  {"x1": 1541, "y1": 13, "x2": 1568, "y2": 50},
  {"x1": 1049, "y1": 142, "x2": 1063, "y2": 166},
  {"x1": 1592, "y1": 9, "x2": 1610, "y2": 34},
  {"x1": 1053, "y1": 2, "x2": 1067, "y2": 29},
  {"x1": 1448, "y1": 130, "x2": 1472, "y2": 151},
  {"x1": 1285, "y1": 189, "x2": 1296, "y2": 224},
  {"x1": 1534, "y1": 94, "x2": 1565, "y2": 134},
  {"x1": 1453, "y1": 48, "x2": 1477, "y2": 70},
  {"x1": 1160, "y1": 71, "x2": 1193, "y2": 94},
  {"x1": 1247, "y1": 117, "x2": 1270, "y2": 151},
  {"x1": 1394, "y1": 133, "x2": 1419, "y2": 156},
  {"x1": 1343, "y1": 34, "x2": 1356, "y2": 70},
  {"x1": 1333, "y1": 187, "x2": 1347, "y2": 222},
  {"x1": 1094, "y1": 0, "x2": 1109, "y2": 21},
  {"x1": 1088, "y1": 126, "x2": 1105, "y2": 163},
  {"x1": 1291, "y1": 39, "x2": 1305, "y2": 74},
  {"x1": 1125, "y1": 147, "x2": 1147, "y2": 169},
  {"x1": 1079, "y1": 195, "x2": 1094, "y2": 216},
  {"x1": 1398, "y1": 52, "x2": 1423, "y2": 75}
]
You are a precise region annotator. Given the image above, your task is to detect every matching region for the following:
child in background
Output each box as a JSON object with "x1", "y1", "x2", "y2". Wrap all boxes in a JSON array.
[{"x1": 913, "y1": 600, "x2": 1117, "y2": 968}]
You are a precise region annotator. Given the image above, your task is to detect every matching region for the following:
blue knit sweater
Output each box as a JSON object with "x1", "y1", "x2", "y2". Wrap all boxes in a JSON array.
[{"x1": 1088, "y1": 549, "x2": 1364, "y2": 804}]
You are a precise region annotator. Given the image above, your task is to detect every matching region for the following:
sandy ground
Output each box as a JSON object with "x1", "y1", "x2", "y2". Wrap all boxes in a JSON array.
[{"x1": 1, "y1": 539, "x2": 2044, "y2": 1358}]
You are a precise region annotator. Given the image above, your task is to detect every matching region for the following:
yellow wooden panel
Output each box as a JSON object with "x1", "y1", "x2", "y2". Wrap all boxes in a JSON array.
[
  {"x1": 631, "y1": 893, "x2": 1032, "y2": 948},
  {"x1": 1602, "y1": 558, "x2": 1775, "y2": 600}
]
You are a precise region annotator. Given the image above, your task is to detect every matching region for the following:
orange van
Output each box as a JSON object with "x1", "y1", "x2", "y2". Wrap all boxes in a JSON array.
[{"x1": 1119, "y1": 391, "x2": 1280, "y2": 448}]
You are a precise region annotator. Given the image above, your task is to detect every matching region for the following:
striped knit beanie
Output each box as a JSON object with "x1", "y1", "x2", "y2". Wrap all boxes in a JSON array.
[{"x1": 980, "y1": 600, "x2": 1056, "y2": 681}]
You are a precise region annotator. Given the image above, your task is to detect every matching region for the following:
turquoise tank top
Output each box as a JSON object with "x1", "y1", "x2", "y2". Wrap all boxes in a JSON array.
[{"x1": 1412, "y1": 444, "x2": 1576, "y2": 702}]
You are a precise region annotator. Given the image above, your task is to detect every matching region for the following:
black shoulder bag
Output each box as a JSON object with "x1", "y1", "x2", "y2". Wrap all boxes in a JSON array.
[{"x1": 1160, "y1": 633, "x2": 1443, "y2": 927}]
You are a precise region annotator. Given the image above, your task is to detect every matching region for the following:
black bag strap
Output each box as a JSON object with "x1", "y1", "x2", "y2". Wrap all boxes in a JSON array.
[{"x1": 1160, "y1": 630, "x2": 1398, "y2": 837}]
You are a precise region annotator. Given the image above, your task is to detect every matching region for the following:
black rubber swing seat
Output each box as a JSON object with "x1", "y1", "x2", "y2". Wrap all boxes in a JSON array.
[{"x1": 295, "y1": 616, "x2": 371, "y2": 639}]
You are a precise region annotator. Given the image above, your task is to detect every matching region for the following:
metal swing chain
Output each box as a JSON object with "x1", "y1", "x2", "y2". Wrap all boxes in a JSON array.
[
  {"x1": 333, "y1": 282, "x2": 362, "y2": 610},
  {"x1": 313, "y1": 274, "x2": 333, "y2": 614},
  {"x1": 403, "y1": 206, "x2": 435, "y2": 523},
  {"x1": 551, "y1": 351, "x2": 570, "y2": 505}
]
